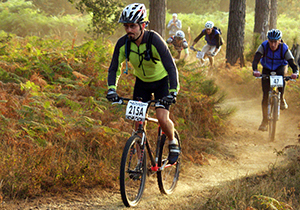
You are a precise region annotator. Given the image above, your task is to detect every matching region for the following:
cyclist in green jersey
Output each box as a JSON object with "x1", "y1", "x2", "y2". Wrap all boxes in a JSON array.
[{"x1": 106, "y1": 3, "x2": 181, "y2": 164}]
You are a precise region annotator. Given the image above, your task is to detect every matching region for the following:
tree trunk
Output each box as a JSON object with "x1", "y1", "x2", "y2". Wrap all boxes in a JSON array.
[
  {"x1": 269, "y1": 0, "x2": 278, "y2": 29},
  {"x1": 254, "y1": 0, "x2": 270, "y2": 40},
  {"x1": 149, "y1": 0, "x2": 166, "y2": 39},
  {"x1": 226, "y1": 0, "x2": 246, "y2": 67}
]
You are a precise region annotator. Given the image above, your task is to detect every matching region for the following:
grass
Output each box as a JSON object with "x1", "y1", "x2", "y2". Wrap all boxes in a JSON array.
[{"x1": 193, "y1": 157, "x2": 300, "y2": 209}]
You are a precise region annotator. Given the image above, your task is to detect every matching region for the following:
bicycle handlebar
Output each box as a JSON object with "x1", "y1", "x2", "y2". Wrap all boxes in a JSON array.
[
  {"x1": 112, "y1": 97, "x2": 161, "y2": 106},
  {"x1": 257, "y1": 74, "x2": 294, "y2": 81},
  {"x1": 190, "y1": 47, "x2": 214, "y2": 57}
]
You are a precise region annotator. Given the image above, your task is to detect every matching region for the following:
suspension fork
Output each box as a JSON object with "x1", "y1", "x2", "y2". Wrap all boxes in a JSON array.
[
  {"x1": 268, "y1": 87, "x2": 276, "y2": 116},
  {"x1": 134, "y1": 121, "x2": 146, "y2": 169},
  {"x1": 268, "y1": 87, "x2": 280, "y2": 120},
  {"x1": 267, "y1": 90, "x2": 272, "y2": 118},
  {"x1": 155, "y1": 125, "x2": 163, "y2": 164}
]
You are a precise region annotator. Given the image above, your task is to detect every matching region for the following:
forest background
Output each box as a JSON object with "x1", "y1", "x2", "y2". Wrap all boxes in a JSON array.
[{"x1": 0, "y1": 0, "x2": 300, "y2": 209}]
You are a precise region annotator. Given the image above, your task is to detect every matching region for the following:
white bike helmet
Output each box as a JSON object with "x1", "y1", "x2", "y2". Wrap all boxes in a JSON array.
[
  {"x1": 205, "y1": 21, "x2": 214, "y2": 29},
  {"x1": 119, "y1": 3, "x2": 147, "y2": 24},
  {"x1": 175, "y1": 30, "x2": 185, "y2": 39}
]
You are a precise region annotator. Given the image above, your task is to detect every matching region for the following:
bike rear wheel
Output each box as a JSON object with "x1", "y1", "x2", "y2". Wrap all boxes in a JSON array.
[
  {"x1": 157, "y1": 130, "x2": 181, "y2": 195},
  {"x1": 269, "y1": 96, "x2": 278, "y2": 141},
  {"x1": 120, "y1": 135, "x2": 147, "y2": 207}
]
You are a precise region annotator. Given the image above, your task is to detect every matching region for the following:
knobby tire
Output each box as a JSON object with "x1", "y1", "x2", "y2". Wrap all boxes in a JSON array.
[
  {"x1": 120, "y1": 135, "x2": 147, "y2": 207},
  {"x1": 269, "y1": 96, "x2": 278, "y2": 141},
  {"x1": 157, "y1": 130, "x2": 181, "y2": 194}
]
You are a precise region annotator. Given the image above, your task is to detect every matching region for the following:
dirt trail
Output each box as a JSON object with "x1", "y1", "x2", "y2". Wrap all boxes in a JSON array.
[{"x1": 1, "y1": 75, "x2": 300, "y2": 210}]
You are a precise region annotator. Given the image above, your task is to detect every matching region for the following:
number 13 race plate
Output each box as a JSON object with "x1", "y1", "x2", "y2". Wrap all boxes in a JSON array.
[
  {"x1": 270, "y1": 75, "x2": 283, "y2": 88},
  {"x1": 125, "y1": 100, "x2": 148, "y2": 121}
]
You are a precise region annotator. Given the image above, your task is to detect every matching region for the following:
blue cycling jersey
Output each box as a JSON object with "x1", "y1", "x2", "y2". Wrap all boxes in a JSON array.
[
  {"x1": 260, "y1": 40, "x2": 288, "y2": 70},
  {"x1": 203, "y1": 28, "x2": 220, "y2": 46}
]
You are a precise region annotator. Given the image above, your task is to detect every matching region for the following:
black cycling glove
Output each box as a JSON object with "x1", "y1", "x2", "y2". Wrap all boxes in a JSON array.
[
  {"x1": 106, "y1": 88, "x2": 119, "y2": 102},
  {"x1": 161, "y1": 92, "x2": 177, "y2": 106}
]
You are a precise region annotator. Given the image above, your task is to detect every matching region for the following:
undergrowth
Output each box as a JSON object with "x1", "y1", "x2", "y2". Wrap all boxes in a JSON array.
[{"x1": 0, "y1": 33, "x2": 233, "y2": 199}]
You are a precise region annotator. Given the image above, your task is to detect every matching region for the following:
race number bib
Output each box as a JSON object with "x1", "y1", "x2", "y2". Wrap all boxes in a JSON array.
[
  {"x1": 125, "y1": 100, "x2": 148, "y2": 121},
  {"x1": 269, "y1": 75, "x2": 283, "y2": 88}
]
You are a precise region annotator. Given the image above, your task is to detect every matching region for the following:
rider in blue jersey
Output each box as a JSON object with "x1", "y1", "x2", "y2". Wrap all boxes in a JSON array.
[
  {"x1": 190, "y1": 21, "x2": 222, "y2": 66},
  {"x1": 252, "y1": 29, "x2": 299, "y2": 131}
]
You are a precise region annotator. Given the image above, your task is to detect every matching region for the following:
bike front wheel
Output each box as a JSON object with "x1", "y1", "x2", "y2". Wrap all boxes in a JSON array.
[
  {"x1": 157, "y1": 130, "x2": 181, "y2": 195},
  {"x1": 120, "y1": 135, "x2": 147, "y2": 207},
  {"x1": 269, "y1": 96, "x2": 278, "y2": 141}
]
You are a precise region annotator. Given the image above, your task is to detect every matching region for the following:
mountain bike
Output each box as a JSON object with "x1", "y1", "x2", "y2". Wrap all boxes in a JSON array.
[
  {"x1": 259, "y1": 72, "x2": 293, "y2": 141},
  {"x1": 113, "y1": 98, "x2": 181, "y2": 207}
]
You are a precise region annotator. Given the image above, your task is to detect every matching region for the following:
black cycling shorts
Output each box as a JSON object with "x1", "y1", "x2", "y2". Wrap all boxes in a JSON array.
[{"x1": 133, "y1": 76, "x2": 170, "y2": 110}]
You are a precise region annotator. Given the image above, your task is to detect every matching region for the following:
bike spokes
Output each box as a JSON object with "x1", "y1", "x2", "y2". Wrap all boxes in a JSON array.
[
  {"x1": 268, "y1": 96, "x2": 278, "y2": 141},
  {"x1": 157, "y1": 131, "x2": 180, "y2": 195},
  {"x1": 120, "y1": 136, "x2": 146, "y2": 207}
]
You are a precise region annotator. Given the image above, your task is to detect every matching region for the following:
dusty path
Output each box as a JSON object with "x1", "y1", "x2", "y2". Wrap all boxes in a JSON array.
[{"x1": 1, "y1": 78, "x2": 299, "y2": 210}]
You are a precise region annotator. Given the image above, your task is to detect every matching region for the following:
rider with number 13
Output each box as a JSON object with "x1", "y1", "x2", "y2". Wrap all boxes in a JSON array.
[
  {"x1": 106, "y1": 3, "x2": 181, "y2": 164},
  {"x1": 252, "y1": 29, "x2": 299, "y2": 131}
]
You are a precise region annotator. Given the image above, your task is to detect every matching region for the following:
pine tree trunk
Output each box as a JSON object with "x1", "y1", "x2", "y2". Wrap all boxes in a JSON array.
[
  {"x1": 226, "y1": 0, "x2": 246, "y2": 66},
  {"x1": 269, "y1": 0, "x2": 278, "y2": 29},
  {"x1": 254, "y1": 0, "x2": 270, "y2": 40},
  {"x1": 149, "y1": 0, "x2": 166, "y2": 39}
]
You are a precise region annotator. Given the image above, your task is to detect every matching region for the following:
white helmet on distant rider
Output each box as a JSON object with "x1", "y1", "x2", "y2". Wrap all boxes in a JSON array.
[
  {"x1": 175, "y1": 30, "x2": 185, "y2": 39},
  {"x1": 205, "y1": 21, "x2": 214, "y2": 29},
  {"x1": 118, "y1": 3, "x2": 147, "y2": 24}
]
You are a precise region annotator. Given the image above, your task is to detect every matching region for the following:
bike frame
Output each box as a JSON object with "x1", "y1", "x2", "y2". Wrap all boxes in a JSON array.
[
  {"x1": 120, "y1": 98, "x2": 177, "y2": 174},
  {"x1": 136, "y1": 113, "x2": 177, "y2": 174}
]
